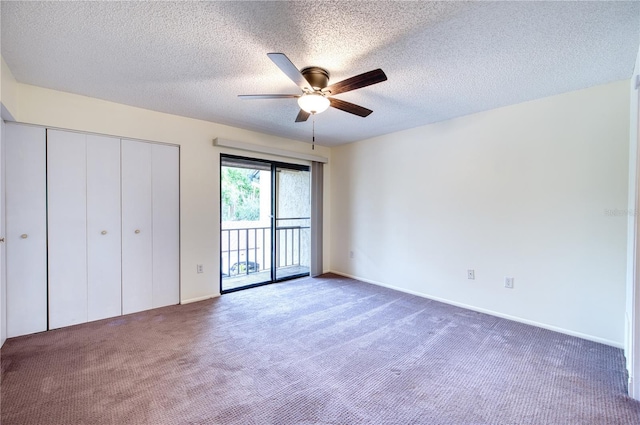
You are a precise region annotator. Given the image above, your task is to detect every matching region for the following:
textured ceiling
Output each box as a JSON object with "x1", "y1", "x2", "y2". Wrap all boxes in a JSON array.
[{"x1": 2, "y1": 1, "x2": 639, "y2": 147}]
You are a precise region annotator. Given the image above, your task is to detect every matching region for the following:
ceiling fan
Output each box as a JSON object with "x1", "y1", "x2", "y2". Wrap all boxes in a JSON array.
[{"x1": 239, "y1": 53, "x2": 387, "y2": 122}]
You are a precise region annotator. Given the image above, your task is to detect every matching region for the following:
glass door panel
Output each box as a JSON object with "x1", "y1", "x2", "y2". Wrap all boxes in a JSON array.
[
  {"x1": 275, "y1": 166, "x2": 311, "y2": 281},
  {"x1": 220, "y1": 157, "x2": 272, "y2": 292}
]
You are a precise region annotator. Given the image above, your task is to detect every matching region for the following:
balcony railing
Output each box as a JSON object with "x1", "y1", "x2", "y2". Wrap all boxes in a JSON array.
[
  {"x1": 221, "y1": 218, "x2": 310, "y2": 279},
  {"x1": 221, "y1": 226, "x2": 269, "y2": 277}
]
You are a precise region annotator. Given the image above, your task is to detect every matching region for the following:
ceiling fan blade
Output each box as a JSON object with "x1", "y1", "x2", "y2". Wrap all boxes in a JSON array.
[
  {"x1": 329, "y1": 98, "x2": 373, "y2": 117},
  {"x1": 324, "y1": 69, "x2": 387, "y2": 96},
  {"x1": 295, "y1": 109, "x2": 310, "y2": 122},
  {"x1": 238, "y1": 94, "x2": 299, "y2": 100},
  {"x1": 267, "y1": 53, "x2": 312, "y2": 90}
]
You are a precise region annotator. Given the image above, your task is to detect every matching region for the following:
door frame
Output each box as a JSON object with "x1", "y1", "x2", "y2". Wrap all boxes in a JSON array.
[
  {"x1": 629, "y1": 80, "x2": 640, "y2": 400},
  {"x1": 0, "y1": 117, "x2": 6, "y2": 347},
  {"x1": 220, "y1": 154, "x2": 311, "y2": 294}
]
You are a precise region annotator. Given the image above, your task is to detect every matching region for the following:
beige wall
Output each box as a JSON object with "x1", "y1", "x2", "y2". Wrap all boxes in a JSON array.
[
  {"x1": 10, "y1": 83, "x2": 331, "y2": 303},
  {"x1": 329, "y1": 80, "x2": 630, "y2": 347}
]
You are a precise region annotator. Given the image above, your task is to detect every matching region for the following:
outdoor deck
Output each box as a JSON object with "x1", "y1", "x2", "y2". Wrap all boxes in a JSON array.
[{"x1": 222, "y1": 265, "x2": 310, "y2": 291}]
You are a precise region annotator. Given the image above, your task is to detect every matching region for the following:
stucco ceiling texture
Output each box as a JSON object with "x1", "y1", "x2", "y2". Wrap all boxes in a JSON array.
[{"x1": 2, "y1": 1, "x2": 639, "y2": 146}]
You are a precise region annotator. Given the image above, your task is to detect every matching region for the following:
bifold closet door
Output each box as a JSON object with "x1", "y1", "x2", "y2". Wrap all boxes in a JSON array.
[
  {"x1": 48, "y1": 131, "x2": 122, "y2": 327},
  {"x1": 5, "y1": 124, "x2": 47, "y2": 337},
  {"x1": 122, "y1": 140, "x2": 179, "y2": 313},
  {"x1": 152, "y1": 144, "x2": 180, "y2": 308},
  {"x1": 122, "y1": 140, "x2": 153, "y2": 314},
  {"x1": 47, "y1": 130, "x2": 88, "y2": 329},
  {"x1": 86, "y1": 135, "x2": 122, "y2": 322}
]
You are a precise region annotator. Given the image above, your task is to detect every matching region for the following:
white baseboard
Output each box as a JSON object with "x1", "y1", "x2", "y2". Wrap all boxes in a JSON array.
[
  {"x1": 328, "y1": 270, "x2": 623, "y2": 349},
  {"x1": 181, "y1": 293, "x2": 220, "y2": 305}
]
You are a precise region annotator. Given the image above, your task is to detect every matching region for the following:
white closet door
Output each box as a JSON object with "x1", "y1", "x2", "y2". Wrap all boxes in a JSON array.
[
  {"x1": 152, "y1": 144, "x2": 180, "y2": 308},
  {"x1": 47, "y1": 130, "x2": 88, "y2": 329},
  {"x1": 87, "y1": 135, "x2": 122, "y2": 322},
  {"x1": 5, "y1": 124, "x2": 47, "y2": 337},
  {"x1": 122, "y1": 140, "x2": 153, "y2": 314}
]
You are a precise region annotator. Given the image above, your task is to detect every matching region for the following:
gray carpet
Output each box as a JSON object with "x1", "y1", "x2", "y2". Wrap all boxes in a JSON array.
[{"x1": 1, "y1": 273, "x2": 639, "y2": 424}]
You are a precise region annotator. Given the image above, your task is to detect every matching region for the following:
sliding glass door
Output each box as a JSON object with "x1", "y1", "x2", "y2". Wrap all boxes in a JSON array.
[{"x1": 220, "y1": 155, "x2": 310, "y2": 292}]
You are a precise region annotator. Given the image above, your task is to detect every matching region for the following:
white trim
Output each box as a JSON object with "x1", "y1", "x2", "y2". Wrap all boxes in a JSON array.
[
  {"x1": 180, "y1": 294, "x2": 220, "y2": 305},
  {"x1": 213, "y1": 138, "x2": 328, "y2": 164},
  {"x1": 329, "y1": 270, "x2": 623, "y2": 349}
]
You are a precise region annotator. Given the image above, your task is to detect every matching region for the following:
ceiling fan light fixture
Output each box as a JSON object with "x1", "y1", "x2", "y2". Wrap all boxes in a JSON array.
[{"x1": 298, "y1": 93, "x2": 330, "y2": 114}]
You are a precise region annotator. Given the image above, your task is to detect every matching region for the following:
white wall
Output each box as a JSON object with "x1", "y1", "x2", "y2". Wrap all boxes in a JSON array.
[
  {"x1": 10, "y1": 82, "x2": 331, "y2": 304},
  {"x1": 0, "y1": 55, "x2": 18, "y2": 347},
  {"x1": 330, "y1": 80, "x2": 630, "y2": 347},
  {"x1": 626, "y1": 43, "x2": 640, "y2": 398}
]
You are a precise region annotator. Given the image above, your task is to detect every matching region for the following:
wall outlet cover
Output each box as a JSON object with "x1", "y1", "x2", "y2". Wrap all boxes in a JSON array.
[{"x1": 504, "y1": 277, "x2": 514, "y2": 289}]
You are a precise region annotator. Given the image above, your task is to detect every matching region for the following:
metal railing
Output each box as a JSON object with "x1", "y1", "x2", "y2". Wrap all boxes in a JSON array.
[
  {"x1": 221, "y1": 219, "x2": 309, "y2": 277},
  {"x1": 221, "y1": 226, "x2": 269, "y2": 277}
]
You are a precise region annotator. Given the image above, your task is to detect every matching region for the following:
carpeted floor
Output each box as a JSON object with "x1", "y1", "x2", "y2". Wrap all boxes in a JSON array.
[{"x1": 1, "y1": 273, "x2": 639, "y2": 424}]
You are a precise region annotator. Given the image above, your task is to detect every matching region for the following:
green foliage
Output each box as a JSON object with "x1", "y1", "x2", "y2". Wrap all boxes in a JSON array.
[{"x1": 221, "y1": 167, "x2": 261, "y2": 221}]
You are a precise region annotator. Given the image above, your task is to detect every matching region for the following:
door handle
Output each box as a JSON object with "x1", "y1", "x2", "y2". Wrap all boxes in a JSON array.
[
  {"x1": 135, "y1": 229, "x2": 141, "y2": 234},
  {"x1": 20, "y1": 234, "x2": 28, "y2": 239},
  {"x1": 101, "y1": 230, "x2": 107, "y2": 235}
]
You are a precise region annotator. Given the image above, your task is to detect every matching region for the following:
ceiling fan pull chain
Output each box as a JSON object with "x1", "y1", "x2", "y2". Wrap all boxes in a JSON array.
[{"x1": 312, "y1": 115, "x2": 315, "y2": 150}]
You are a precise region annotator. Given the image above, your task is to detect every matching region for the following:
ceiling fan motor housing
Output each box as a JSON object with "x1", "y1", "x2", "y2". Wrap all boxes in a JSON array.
[{"x1": 301, "y1": 66, "x2": 330, "y2": 90}]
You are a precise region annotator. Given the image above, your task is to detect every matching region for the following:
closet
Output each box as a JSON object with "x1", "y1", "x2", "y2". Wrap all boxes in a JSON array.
[{"x1": 5, "y1": 124, "x2": 180, "y2": 336}]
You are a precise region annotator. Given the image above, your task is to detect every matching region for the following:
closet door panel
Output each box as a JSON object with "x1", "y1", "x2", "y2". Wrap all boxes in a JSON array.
[
  {"x1": 87, "y1": 135, "x2": 122, "y2": 322},
  {"x1": 152, "y1": 144, "x2": 180, "y2": 308},
  {"x1": 47, "y1": 130, "x2": 88, "y2": 329},
  {"x1": 122, "y1": 140, "x2": 153, "y2": 314},
  {"x1": 5, "y1": 124, "x2": 47, "y2": 337}
]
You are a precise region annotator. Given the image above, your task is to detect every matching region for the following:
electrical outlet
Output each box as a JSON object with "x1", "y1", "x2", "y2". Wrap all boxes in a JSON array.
[
  {"x1": 197, "y1": 264, "x2": 204, "y2": 274},
  {"x1": 467, "y1": 270, "x2": 475, "y2": 279},
  {"x1": 504, "y1": 277, "x2": 514, "y2": 289}
]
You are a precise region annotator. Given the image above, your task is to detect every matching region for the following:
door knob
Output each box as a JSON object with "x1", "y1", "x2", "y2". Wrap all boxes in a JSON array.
[
  {"x1": 101, "y1": 230, "x2": 107, "y2": 235},
  {"x1": 134, "y1": 229, "x2": 141, "y2": 234},
  {"x1": 20, "y1": 234, "x2": 28, "y2": 239},
  {"x1": 0, "y1": 237, "x2": 4, "y2": 243}
]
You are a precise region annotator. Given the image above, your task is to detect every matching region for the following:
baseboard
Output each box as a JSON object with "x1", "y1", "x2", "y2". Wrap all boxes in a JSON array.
[
  {"x1": 181, "y1": 293, "x2": 220, "y2": 305},
  {"x1": 328, "y1": 270, "x2": 623, "y2": 349}
]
